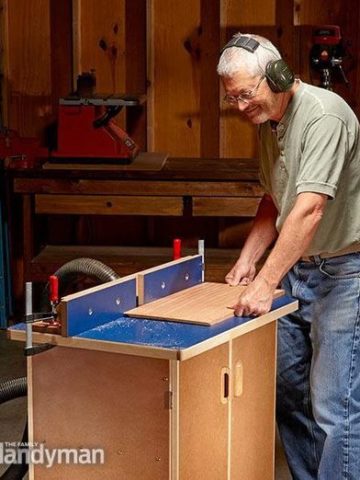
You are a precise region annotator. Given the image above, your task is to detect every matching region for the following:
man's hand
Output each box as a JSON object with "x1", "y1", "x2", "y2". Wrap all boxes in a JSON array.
[
  {"x1": 230, "y1": 276, "x2": 274, "y2": 317},
  {"x1": 225, "y1": 259, "x2": 256, "y2": 286}
]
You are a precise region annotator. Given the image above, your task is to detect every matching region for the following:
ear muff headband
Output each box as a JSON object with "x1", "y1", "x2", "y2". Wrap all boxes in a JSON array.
[{"x1": 221, "y1": 36, "x2": 295, "y2": 93}]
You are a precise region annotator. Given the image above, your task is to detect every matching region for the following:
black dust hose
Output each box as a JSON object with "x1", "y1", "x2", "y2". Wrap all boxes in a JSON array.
[
  {"x1": 0, "y1": 378, "x2": 28, "y2": 480},
  {"x1": 2, "y1": 258, "x2": 119, "y2": 479},
  {"x1": 41, "y1": 257, "x2": 119, "y2": 311},
  {"x1": 52, "y1": 257, "x2": 119, "y2": 284},
  {"x1": 0, "y1": 378, "x2": 27, "y2": 404}
]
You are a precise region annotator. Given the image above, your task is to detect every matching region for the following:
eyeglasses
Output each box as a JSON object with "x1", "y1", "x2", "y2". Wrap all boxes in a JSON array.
[{"x1": 223, "y1": 76, "x2": 265, "y2": 105}]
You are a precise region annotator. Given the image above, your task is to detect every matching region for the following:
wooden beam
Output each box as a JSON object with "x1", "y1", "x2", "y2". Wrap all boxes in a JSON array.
[
  {"x1": 275, "y1": 0, "x2": 296, "y2": 71},
  {"x1": 200, "y1": 0, "x2": 220, "y2": 157},
  {"x1": 49, "y1": 0, "x2": 73, "y2": 100},
  {"x1": 193, "y1": 196, "x2": 260, "y2": 217},
  {"x1": 125, "y1": 0, "x2": 147, "y2": 149},
  {"x1": 35, "y1": 194, "x2": 184, "y2": 216},
  {"x1": 14, "y1": 178, "x2": 263, "y2": 197}
]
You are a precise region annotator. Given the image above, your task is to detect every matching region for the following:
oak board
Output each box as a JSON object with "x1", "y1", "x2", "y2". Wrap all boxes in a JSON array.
[{"x1": 126, "y1": 282, "x2": 284, "y2": 326}]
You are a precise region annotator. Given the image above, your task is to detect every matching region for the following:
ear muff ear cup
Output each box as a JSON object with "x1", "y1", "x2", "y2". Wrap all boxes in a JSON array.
[{"x1": 265, "y1": 59, "x2": 295, "y2": 93}]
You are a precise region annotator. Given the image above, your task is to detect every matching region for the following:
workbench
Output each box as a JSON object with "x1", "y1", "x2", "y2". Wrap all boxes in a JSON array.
[
  {"x1": 9, "y1": 255, "x2": 298, "y2": 480},
  {"x1": 8, "y1": 157, "x2": 263, "y2": 293}
]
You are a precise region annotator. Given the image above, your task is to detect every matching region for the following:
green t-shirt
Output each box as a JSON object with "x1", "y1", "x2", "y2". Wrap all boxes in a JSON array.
[{"x1": 259, "y1": 81, "x2": 360, "y2": 256}]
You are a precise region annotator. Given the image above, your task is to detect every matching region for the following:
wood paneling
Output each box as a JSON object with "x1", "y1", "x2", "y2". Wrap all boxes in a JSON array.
[
  {"x1": 35, "y1": 194, "x2": 184, "y2": 216},
  {"x1": 221, "y1": 0, "x2": 276, "y2": 26},
  {"x1": 4, "y1": 0, "x2": 360, "y2": 314},
  {"x1": 125, "y1": 0, "x2": 147, "y2": 148},
  {"x1": 294, "y1": 0, "x2": 343, "y2": 25},
  {"x1": 200, "y1": 0, "x2": 220, "y2": 157},
  {"x1": 148, "y1": 0, "x2": 201, "y2": 156},
  {"x1": 2, "y1": 0, "x2": 360, "y2": 151},
  {"x1": 6, "y1": 0, "x2": 52, "y2": 137},
  {"x1": 76, "y1": 0, "x2": 126, "y2": 94},
  {"x1": 193, "y1": 196, "x2": 261, "y2": 217},
  {"x1": 219, "y1": 1, "x2": 278, "y2": 159}
]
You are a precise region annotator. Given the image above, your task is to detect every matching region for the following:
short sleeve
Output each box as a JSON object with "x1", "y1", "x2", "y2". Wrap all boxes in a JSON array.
[{"x1": 296, "y1": 114, "x2": 349, "y2": 198}]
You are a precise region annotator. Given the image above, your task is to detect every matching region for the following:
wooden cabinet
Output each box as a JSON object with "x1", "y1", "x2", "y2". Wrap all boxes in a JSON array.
[
  {"x1": 179, "y1": 322, "x2": 276, "y2": 480},
  {"x1": 8, "y1": 256, "x2": 297, "y2": 479},
  {"x1": 25, "y1": 321, "x2": 277, "y2": 480}
]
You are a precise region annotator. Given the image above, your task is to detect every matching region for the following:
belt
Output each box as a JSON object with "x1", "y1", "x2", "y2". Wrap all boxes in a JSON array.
[{"x1": 301, "y1": 245, "x2": 360, "y2": 262}]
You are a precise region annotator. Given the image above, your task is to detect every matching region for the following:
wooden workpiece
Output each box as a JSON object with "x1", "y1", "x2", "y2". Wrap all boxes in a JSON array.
[{"x1": 127, "y1": 282, "x2": 284, "y2": 325}]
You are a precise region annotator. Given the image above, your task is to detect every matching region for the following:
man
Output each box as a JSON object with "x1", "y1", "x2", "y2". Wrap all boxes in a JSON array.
[{"x1": 217, "y1": 33, "x2": 360, "y2": 480}]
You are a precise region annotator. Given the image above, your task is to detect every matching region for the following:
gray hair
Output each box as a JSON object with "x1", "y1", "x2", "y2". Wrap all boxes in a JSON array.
[{"x1": 217, "y1": 33, "x2": 281, "y2": 78}]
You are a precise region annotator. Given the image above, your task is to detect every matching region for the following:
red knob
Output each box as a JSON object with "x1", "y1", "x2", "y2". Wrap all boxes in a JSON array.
[
  {"x1": 49, "y1": 275, "x2": 59, "y2": 303},
  {"x1": 173, "y1": 238, "x2": 181, "y2": 260}
]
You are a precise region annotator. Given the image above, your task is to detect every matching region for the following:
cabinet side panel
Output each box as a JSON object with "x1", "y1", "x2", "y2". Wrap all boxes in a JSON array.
[
  {"x1": 179, "y1": 343, "x2": 229, "y2": 480},
  {"x1": 31, "y1": 347, "x2": 169, "y2": 479},
  {"x1": 231, "y1": 322, "x2": 277, "y2": 480}
]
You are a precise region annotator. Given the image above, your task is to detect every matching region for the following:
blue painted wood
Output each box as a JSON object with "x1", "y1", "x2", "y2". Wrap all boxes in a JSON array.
[
  {"x1": 142, "y1": 256, "x2": 203, "y2": 304},
  {"x1": 76, "y1": 295, "x2": 293, "y2": 349},
  {"x1": 10, "y1": 296, "x2": 295, "y2": 352},
  {"x1": 65, "y1": 278, "x2": 137, "y2": 336}
]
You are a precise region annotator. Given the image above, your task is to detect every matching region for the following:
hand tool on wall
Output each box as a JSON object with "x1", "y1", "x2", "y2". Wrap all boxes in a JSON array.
[{"x1": 310, "y1": 25, "x2": 349, "y2": 90}]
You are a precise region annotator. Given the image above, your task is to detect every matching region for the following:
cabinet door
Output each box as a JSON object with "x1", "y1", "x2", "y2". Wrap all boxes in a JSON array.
[
  {"x1": 179, "y1": 343, "x2": 229, "y2": 480},
  {"x1": 231, "y1": 322, "x2": 277, "y2": 480},
  {"x1": 30, "y1": 347, "x2": 170, "y2": 480}
]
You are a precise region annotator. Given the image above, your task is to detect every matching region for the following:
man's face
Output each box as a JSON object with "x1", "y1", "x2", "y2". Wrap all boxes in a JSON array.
[{"x1": 222, "y1": 70, "x2": 280, "y2": 124}]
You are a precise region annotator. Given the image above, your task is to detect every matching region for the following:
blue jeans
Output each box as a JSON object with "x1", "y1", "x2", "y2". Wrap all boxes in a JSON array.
[{"x1": 277, "y1": 253, "x2": 360, "y2": 480}]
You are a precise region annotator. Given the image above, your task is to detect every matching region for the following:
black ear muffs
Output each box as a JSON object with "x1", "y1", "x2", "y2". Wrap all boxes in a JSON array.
[
  {"x1": 265, "y1": 59, "x2": 295, "y2": 93},
  {"x1": 220, "y1": 35, "x2": 295, "y2": 93}
]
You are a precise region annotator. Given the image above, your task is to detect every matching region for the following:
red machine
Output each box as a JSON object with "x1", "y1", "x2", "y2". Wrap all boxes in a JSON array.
[
  {"x1": 51, "y1": 71, "x2": 146, "y2": 164},
  {"x1": 52, "y1": 94, "x2": 145, "y2": 163},
  {"x1": 0, "y1": 128, "x2": 47, "y2": 168}
]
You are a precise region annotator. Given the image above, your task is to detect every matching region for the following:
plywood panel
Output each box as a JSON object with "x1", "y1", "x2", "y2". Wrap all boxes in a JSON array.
[
  {"x1": 294, "y1": 0, "x2": 343, "y2": 25},
  {"x1": 148, "y1": 0, "x2": 201, "y2": 156},
  {"x1": 76, "y1": 0, "x2": 126, "y2": 94},
  {"x1": 125, "y1": 0, "x2": 147, "y2": 148},
  {"x1": 218, "y1": 1, "x2": 290, "y2": 159},
  {"x1": 221, "y1": 0, "x2": 276, "y2": 26},
  {"x1": 35, "y1": 194, "x2": 184, "y2": 216},
  {"x1": 220, "y1": 109, "x2": 258, "y2": 158},
  {"x1": 200, "y1": 0, "x2": 220, "y2": 157},
  {"x1": 193, "y1": 196, "x2": 261, "y2": 217},
  {"x1": 179, "y1": 343, "x2": 229, "y2": 480},
  {"x1": 231, "y1": 322, "x2": 277, "y2": 479},
  {"x1": 31, "y1": 347, "x2": 169, "y2": 479},
  {"x1": 6, "y1": 0, "x2": 52, "y2": 136},
  {"x1": 126, "y1": 282, "x2": 284, "y2": 326},
  {"x1": 276, "y1": 0, "x2": 296, "y2": 70}
]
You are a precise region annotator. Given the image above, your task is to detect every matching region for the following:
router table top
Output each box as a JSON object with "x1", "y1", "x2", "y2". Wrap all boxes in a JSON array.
[
  {"x1": 9, "y1": 294, "x2": 297, "y2": 361},
  {"x1": 9, "y1": 255, "x2": 298, "y2": 361}
]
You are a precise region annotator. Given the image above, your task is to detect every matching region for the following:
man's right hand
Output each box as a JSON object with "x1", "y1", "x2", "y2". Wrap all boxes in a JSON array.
[{"x1": 225, "y1": 259, "x2": 256, "y2": 286}]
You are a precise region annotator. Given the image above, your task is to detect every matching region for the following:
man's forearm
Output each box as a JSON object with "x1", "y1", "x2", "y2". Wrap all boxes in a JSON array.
[
  {"x1": 239, "y1": 194, "x2": 278, "y2": 264},
  {"x1": 257, "y1": 193, "x2": 327, "y2": 288}
]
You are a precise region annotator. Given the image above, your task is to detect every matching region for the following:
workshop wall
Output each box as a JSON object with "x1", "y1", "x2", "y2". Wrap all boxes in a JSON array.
[
  {"x1": 1, "y1": 0, "x2": 359, "y2": 156},
  {"x1": 1, "y1": 0, "x2": 360, "y2": 307}
]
